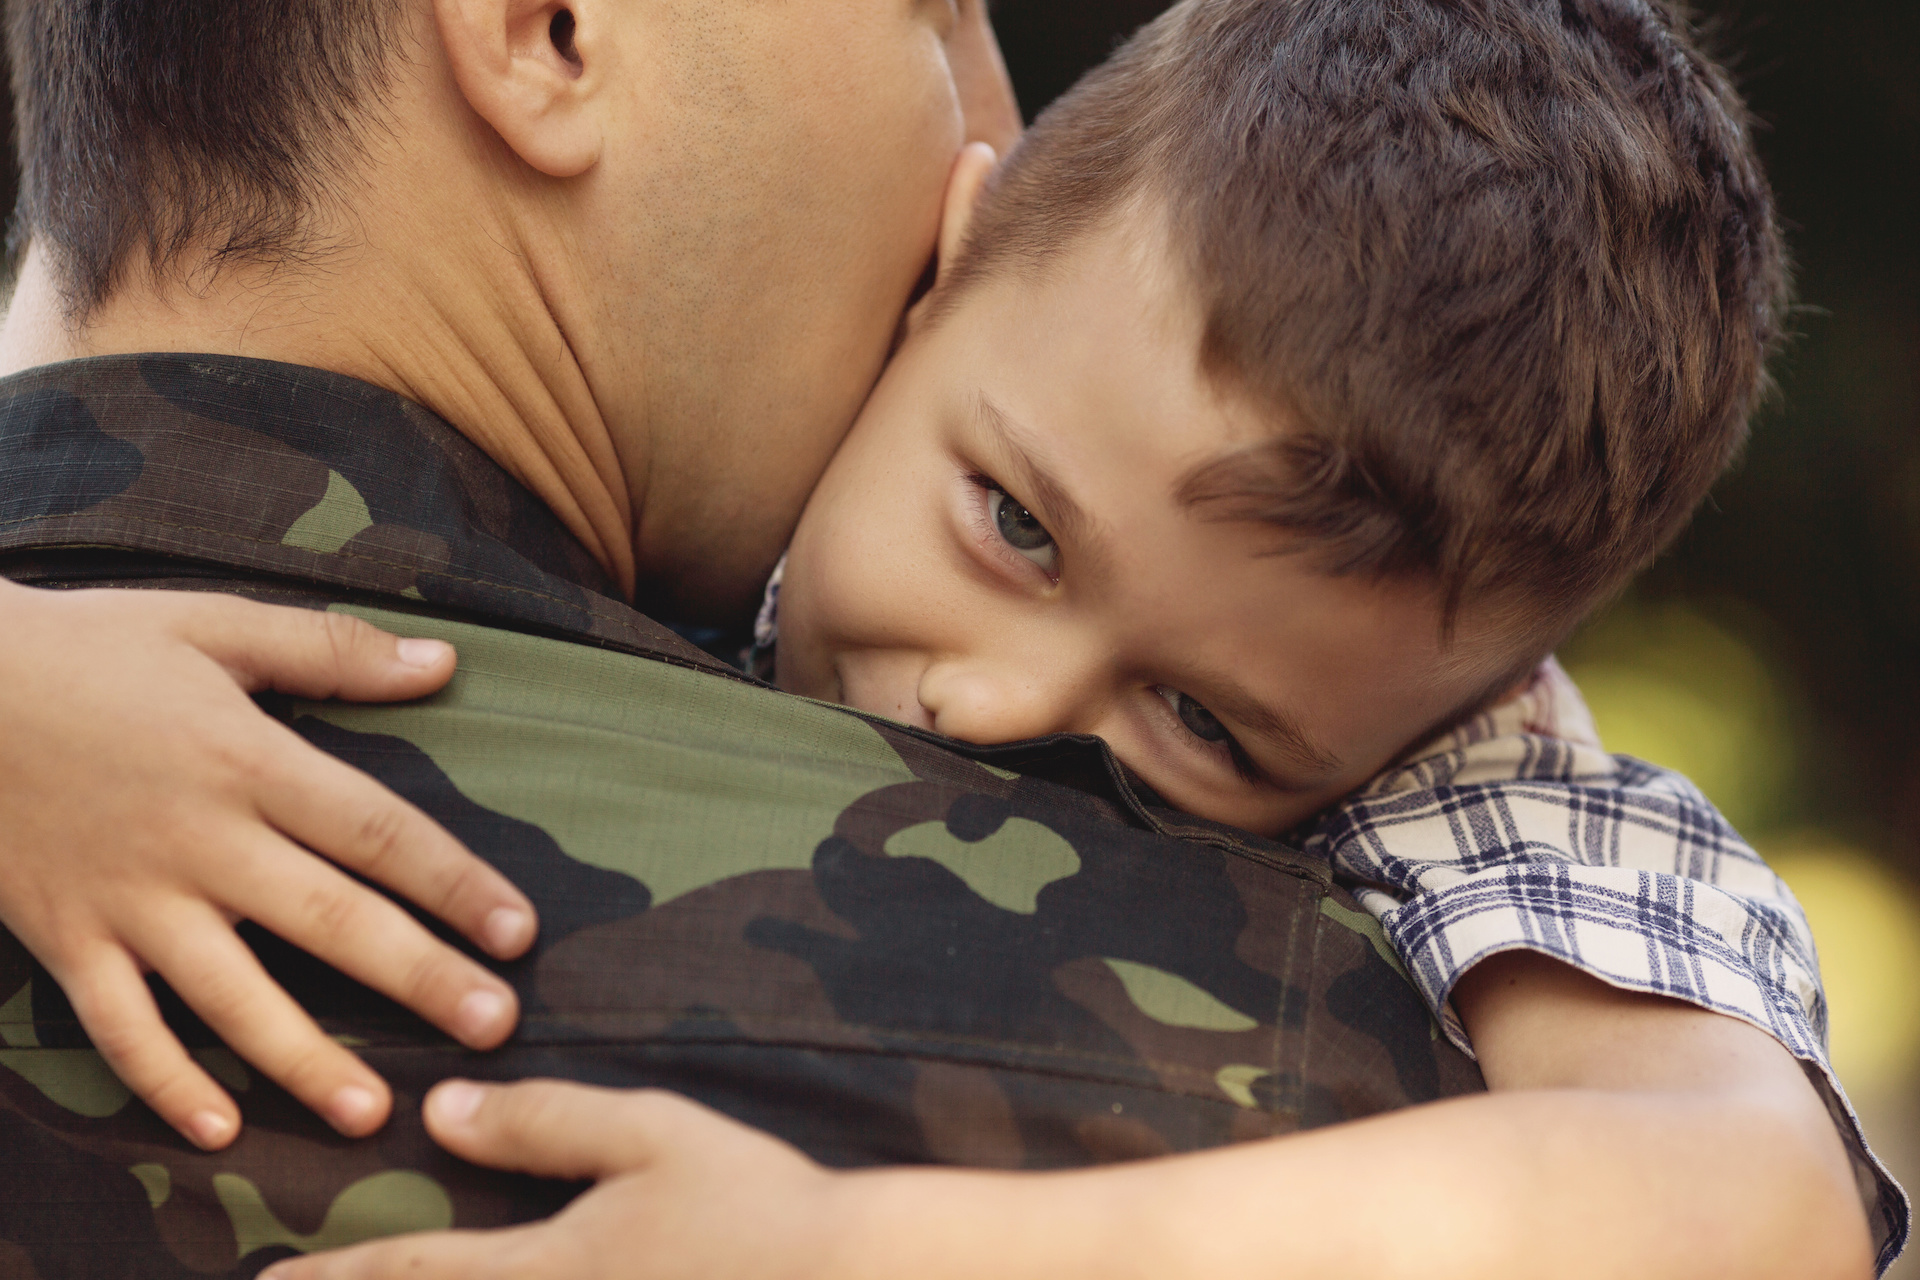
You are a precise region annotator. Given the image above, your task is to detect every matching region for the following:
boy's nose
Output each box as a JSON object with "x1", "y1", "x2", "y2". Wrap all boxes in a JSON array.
[{"x1": 916, "y1": 657, "x2": 1086, "y2": 746}]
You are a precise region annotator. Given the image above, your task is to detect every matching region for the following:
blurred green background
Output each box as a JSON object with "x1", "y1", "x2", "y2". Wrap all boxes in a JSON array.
[
  {"x1": 2, "y1": 0, "x2": 1914, "y2": 1261},
  {"x1": 990, "y1": 0, "x2": 1920, "y2": 1261}
]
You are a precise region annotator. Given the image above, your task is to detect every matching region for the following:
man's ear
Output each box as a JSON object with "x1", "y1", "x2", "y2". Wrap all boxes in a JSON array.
[
  {"x1": 435, "y1": 0, "x2": 602, "y2": 177},
  {"x1": 932, "y1": 142, "x2": 999, "y2": 290}
]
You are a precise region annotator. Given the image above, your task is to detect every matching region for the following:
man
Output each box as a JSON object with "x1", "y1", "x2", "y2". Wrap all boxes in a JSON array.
[
  {"x1": 0, "y1": 0, "x2": 1491, "y2": 1267},
  {"x1": 0, "y1": 0, "x2": 1880, "y2": 1277},
  {"x1": 0, "y1": 0, "x2": 1024, "y2": 1147}
]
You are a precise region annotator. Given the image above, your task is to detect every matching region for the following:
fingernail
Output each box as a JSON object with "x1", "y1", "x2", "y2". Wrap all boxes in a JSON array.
[
  {"x1": 396, "y1": 637, "x2": 451, "y2": 668},
  {"x1": 431, "y1": 1080, "x2": 486, "y2": 1127},
  {"x1": 187, "y1": 1109, "x2": 235, "y2": 1149},
  {"x1": 483, "y1": 906, "x2": 532, "y2": 955},
  {"x1": 455, "y1": 988, "x2": 509, "y2": 1042},
  {"x1": 328, "y1": 1085, "x2": 381, "y2": 1132}
]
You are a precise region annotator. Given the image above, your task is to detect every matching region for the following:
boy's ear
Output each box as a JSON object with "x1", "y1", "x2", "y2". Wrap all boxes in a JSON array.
[
  {"x1": 932, "y1": 142, "x2": 999, "y2": 289},
  {"x1": 435, "y1": 0, "x2": 602, "y2": 178},
  {"x1": 899, "y1": 142, "x2": 997, "y2": 339}
]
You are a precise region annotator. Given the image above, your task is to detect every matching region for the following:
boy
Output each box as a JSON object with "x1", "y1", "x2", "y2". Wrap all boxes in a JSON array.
[
  {"x1": 691, "y1": 0, "x2": 1904, "y2": 1266},
  {"x1": 0, "y1": 0, "x2": 1902, "y2": 1273},
  {"x1": 736, "y1": 0, "x2": 1905, "y2": 1263}
]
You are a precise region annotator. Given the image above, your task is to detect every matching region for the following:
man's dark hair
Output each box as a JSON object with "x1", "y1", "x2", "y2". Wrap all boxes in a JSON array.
[
  {"x1": 948, "y1": 0, "x2": 1788, "y2": 643},
  {"x1": 7, "y1": 0, "x2": 399, "y2": 315}
]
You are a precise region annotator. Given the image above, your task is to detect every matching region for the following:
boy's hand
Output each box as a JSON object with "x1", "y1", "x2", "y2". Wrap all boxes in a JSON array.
[
  {"x1": 265, "y1": 957, "x2": 1874, "y2": 1280},
  {"x1": 0, "y1": 580, "x2": 536, "y2": 1149},
  {"x1": 259, "y1": 1082, "x2": 850, "y2": 1280}
]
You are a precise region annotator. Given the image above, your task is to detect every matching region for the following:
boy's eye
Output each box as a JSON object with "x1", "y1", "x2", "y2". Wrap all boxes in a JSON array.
[
  {"x1": 1156, "y1": 686, "x2": 1231, "y2": 743},
  {"x1": 986, "y1": 486, "x2": 1058, "y2": 572}
]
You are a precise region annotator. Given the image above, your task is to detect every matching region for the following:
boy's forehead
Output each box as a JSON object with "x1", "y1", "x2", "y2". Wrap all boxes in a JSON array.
[{"x1": 956, "y1": 204, "x2": 1206, "y2": 350}]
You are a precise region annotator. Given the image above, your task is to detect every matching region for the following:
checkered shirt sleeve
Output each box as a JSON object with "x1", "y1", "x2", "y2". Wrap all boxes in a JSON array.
[{"x1": 1300, "y1": 660, "x2": 1910, "y2": 1273}]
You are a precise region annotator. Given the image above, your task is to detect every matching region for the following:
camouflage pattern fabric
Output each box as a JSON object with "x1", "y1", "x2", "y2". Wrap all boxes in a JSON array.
[{"x1": 0, "y1": 354, "x2": 1483, "y2": 1278}]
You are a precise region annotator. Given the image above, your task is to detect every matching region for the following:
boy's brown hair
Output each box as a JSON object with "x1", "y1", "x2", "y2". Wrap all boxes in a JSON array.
[{"x1": 949, "y1": 0, "x2": 1787, "y2": 644}]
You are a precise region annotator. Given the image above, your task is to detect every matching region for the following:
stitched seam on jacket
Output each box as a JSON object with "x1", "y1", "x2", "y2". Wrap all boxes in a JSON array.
[{"x1": 0, "y1": 513, "x2": 619, "y2": 617}]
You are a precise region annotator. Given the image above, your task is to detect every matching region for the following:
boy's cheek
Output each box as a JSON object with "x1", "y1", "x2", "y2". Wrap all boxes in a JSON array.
[
  {"x1": 773, "y1": 547, "x2": 887, "y2": 702},
  {"x1": 767, "y1": 547, "x2": 825, "y2": 695},
  {"x1": 1234, "y1": 781, "x2": 1359, "y2": 840}
]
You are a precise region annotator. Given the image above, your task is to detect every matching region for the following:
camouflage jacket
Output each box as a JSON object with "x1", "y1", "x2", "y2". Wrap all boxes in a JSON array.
[{"x1": 0, "y1": 354, "x2": 1482, "y2": 1279}]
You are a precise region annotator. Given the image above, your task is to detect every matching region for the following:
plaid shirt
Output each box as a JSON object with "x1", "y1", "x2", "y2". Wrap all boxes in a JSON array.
[{"x1": 1303, "y1": 659, "x2": 1908, "y2": 1270}]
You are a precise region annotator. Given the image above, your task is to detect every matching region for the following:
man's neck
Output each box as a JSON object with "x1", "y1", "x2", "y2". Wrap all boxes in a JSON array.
[{"x1": 0, "y1": 184, "x2": 640, "y2": 599}]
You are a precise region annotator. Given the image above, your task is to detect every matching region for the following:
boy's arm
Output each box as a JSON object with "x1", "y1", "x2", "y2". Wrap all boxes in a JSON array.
[
  {"x1": 0, "y1": 579, "x2": 536, "y2": 1147},
  {"x1": 266, "y1": 951, "x2": 1874, "y2": 1280},
  {"x1": 1300, "y1": 660, "x2": 1901, "y2": 1261}
]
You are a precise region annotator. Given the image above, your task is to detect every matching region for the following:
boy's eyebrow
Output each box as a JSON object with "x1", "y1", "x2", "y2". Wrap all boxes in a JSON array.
[
  {"x1": 974, "y1": 393, "x2": 1111, "y2": 583},
  {"x1": 1204, "y1": 683, "x2": 1343, "y2": 780}
]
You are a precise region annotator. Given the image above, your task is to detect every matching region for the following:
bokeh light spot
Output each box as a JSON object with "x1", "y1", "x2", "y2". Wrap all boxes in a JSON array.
[
  {"x1": 1765, "y1": 835, "x2": 1920, "y2": 1099},
  {"x1": 1564, "y1": 602, "x2": 1793, "y2": 834}
]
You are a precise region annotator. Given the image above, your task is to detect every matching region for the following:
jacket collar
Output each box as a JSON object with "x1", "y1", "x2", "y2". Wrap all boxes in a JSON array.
[{"x1": 0, "y1": 352, "x2": 725, "y2": 663}]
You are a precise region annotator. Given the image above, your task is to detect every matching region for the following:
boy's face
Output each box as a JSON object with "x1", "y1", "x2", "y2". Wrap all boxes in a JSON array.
[{"x1": 778, "y1": 218, "x2": 1519, "y2": 834}]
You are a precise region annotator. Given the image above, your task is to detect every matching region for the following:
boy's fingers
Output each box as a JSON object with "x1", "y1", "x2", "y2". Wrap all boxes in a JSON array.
[
  {"x1": 225, "y1": 834, "x2": 519, "y2": 1050},
  {"x1": 421, "y1": 1079, "x2": 706, "y2": 1181},
  {"x1": 53, "y1": 943, "x2": 240, "y2": 1150},
  {"x1": 132, "y1": 907, "x2": 395, "y2": 1138},
  {"x1": 172, "y1": 594, "x2": 457, "y2": 703},
  {"x1": 422, "y1": 1079, "x2": 649, "y2": 1180},
  {"x1": 251, "y1": 728, "x2": 536, "y2": 961}
]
